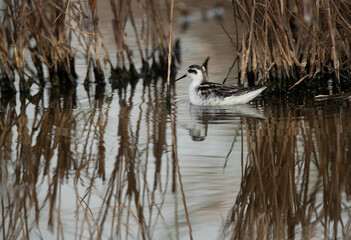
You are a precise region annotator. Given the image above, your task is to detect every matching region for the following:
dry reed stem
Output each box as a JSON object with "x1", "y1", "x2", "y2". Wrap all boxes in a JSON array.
[
  {"x1": 240, "y1": 0, "x2": 256, "y2": 85},
  {"x1": 288, "y1": 74, "x2": 309, "y2": 90},
  {"x1": 325, "y1": 0, "x2": 339, "y2": 82},
  {"x1": 128, "y1": 0, "x2": 145, "y2": 61},
  {"x1": 166, "y1": 0, "x2": 174, "y2": 86},
  {"x1": 170, "y1": 111, "x2": 193, "y2": 240}
]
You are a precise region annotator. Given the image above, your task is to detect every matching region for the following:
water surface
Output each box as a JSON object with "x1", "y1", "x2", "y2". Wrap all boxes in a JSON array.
[{"x1": 1, "y1": 2, "x2": 351, "y2": 240}]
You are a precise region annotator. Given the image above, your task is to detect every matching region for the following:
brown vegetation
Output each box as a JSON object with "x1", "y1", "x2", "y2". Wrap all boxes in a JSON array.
[
  {"x1": 231, "y1": 0, "x2": 351, "y2": 94},
  {"x1": 0, "y1": 0, "x2": 84, "y2": 92},
  {"x1": 0, "y1": 0, "x2": 178, "y2": 95}
]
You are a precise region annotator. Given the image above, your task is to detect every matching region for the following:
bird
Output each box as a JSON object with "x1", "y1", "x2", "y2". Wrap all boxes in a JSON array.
[{"x1": 176, "y1": 65, "x2": 266, "y2": 105}]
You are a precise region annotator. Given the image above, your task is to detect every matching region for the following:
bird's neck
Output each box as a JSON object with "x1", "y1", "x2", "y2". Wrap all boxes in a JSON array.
[{"x1": 191, "y1": 74, "x2": 207, "y2": 87}]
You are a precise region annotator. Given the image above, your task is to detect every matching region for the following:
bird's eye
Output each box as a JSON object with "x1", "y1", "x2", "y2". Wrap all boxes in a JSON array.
[{"x1": 188, "y1": 69, "x2": 197, "y2": 74}]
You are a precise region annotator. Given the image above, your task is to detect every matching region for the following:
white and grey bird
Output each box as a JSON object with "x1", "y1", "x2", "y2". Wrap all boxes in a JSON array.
[{"x1": 176, "y1": 65, "x2": 266, "y2": 105}]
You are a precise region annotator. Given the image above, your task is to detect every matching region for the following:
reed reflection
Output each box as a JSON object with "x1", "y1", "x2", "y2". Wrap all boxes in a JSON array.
[
  {"x1": 1, "y1": 88, "x2": 79, "y2": 238},
  {"x1": 220, "y1": 102, "x2": 351, "y2": 240},
  {"x1": 0, "y1": 79, "x2": 181, "y2": 239},
  {"x1": 2, "y1": 83, "x2": 351, "y2": 239}
]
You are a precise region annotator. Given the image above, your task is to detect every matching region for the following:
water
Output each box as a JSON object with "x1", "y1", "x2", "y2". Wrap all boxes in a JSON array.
[{"x1": 1, "y1": 2, "x2": 351, "y2": 240}]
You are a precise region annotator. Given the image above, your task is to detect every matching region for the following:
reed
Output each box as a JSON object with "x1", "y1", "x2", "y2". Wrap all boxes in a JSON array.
[
  {"x1": 74, "y1": 0, "x2": 108, "y2": 85},
  {"x1": 108, "y1": 0, "x2": 179, "y2": 86},
  {"x1": 26, "y1": 0, "x2": 79, "y2": 86},
  {"x1": 0, "y1": 0, "x2": 177, "y2": 94},
  {"x1": 232, "y1": 0, "x2": 351, "y2": 94},
  {"x1": 0, "y1": 0, "x2": 81, "y2": 91}
]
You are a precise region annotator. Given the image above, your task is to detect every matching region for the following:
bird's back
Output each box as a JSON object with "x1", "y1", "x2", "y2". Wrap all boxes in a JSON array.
[{"x1": 193, "y1": 83, "x2": 266, "y2": 105}]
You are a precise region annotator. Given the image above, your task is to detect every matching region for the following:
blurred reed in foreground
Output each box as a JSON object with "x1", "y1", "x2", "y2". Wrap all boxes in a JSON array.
[
  {"x1": 221, "y1": 101, "x2": 351, "y2": 239},
  {"x1": 231, "y1": 0, "x2": 351, "y2": 94}
]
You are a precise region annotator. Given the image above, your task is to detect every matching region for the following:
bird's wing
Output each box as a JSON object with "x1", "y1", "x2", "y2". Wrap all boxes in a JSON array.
[{"x1": 198, "y1": 83, "x2": 264, "y2": 98}]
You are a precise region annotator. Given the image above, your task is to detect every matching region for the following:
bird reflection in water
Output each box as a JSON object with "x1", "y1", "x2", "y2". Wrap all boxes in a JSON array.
[{"x1": 185, "y1": 104, "x2": 265, "y2": 141}]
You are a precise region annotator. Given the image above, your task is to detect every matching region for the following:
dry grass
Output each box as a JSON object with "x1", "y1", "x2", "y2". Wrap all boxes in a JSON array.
[
  {"x1": 108, "y1": 0, "x2": 178, "y2": 85},
  {"x1": 0, "y1": 0, "x2": 175, "y2": 94},
  {"x1": 231, "y1": 0, "x2": 351, "y2": 93},
  {"x1": 0, "y1": 0, "x2": 84, "y2": 90}
]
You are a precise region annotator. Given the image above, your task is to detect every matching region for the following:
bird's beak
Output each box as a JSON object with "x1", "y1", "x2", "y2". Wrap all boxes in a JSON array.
[{"x1": 175, "y1": 74, "x2": 187, "y2": 81}]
